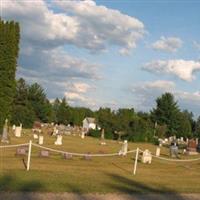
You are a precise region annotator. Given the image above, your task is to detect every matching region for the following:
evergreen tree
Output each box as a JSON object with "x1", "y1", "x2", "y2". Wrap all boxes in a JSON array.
[
  {"x1": 0, "y1": 19, "x2": 20, "y2": 131},
  {"x1": 151, "y1": 93, "x2": 180, "y2": 136}
]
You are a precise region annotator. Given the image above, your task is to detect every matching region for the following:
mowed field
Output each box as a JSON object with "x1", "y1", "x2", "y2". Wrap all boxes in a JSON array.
[{"x1": 1, "y1": 130, "x2": 200, "y2": 194}]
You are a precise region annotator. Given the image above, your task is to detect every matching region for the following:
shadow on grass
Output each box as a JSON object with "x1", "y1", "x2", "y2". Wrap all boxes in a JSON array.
[
  {"x1": 0, "y1": 174, "x2": 44, "y2": 200},
  {"x1": 105, "y1": 173, "x2": 185, "y2": 200}
]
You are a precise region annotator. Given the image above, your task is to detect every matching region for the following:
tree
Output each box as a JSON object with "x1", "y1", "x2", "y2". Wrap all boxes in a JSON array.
[
  {"x1": 0, "y1": 19, "x2": 20, "y2": 131},
  {"x1": 195, "y1": 116, "x2": 200, "y2": 138},
  {"x1": 28, "y1": 83, "x2": 50, "y2": 122},
  {"x1": 151, "y1": 93, "x2": 180, "y2": 136},
  {"x1": 56, "y1": 97, "x2": 68, "y2": 124},
  {"x1": 11, "y1": 78, "x2": 35, "y2": 127}
]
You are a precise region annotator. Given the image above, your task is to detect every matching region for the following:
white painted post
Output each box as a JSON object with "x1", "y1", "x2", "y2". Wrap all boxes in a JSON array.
[
  {"x1": 133, "y1": 147, "x2": 139, "y2": 175},
  {"x1": 27, "y1": 140, "x2": 32, "y2": 171}
]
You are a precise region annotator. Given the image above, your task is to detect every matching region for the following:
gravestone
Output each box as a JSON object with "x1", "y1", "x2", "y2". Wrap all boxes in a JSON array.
[
  {"x1": 156, "y1": 147, "x2": 160, "y2": 157},
  {"x1": 81, "y1": 131, "x2": 85, "y2": 139},
  {"x1": 63, "y1": 153, "x2": 73, "y2": 160},
  {"x1": 142, "y1": 149, "x2": 152, "y2": 164},
  {"x1": 100, "y1": 129, "x2": 106, "y2": 145},
  {"x1": 119, "y1": 140, "x2": 128, "y2": 156},
  {"x1": 170, "y1": 142, "x2": 179, "y2": 158},
  {"x1": 1, "y1": 119, "x2": 9, "y2": 143},
  {"x1": 54, "y1": 135, "x2": 62, "y2": 145},
  {"x1": 187, "y1": 139, "x2": 198, "y2": 155},
  {"x1": 12, "y1": 124, "x2": 16, "y2": 131},
  {"x1": 38, "y1": 135, "x2": 44, "y2": 145},
  {"x1": 15, "y1": 124, "x2": 22, "y2": 137},
  {"x1": 40, "y1": 150, "x2": 49, "y2": 157},
  {"x1": 16, "y1": 147, "x2": 27, "y2": 156},
  {"x1": 83, "y1": 153, "x2": 91, "y2": 160},
  {"x1": 33, "y1": 134, "x2": 38, "y2": 139}
]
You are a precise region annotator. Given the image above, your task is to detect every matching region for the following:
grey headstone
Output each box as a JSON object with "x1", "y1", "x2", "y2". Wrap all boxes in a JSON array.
[
  {"x1": 40, "y1": 150, "x2": 49, "y2": 157},
  {"x1": 1, "y1": 119, "x2": 9, "y2": 143}
]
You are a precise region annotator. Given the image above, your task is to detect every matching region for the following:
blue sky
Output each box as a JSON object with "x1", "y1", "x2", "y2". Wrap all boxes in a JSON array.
[{"x1": 1, "y1": 0, "x2": 200, "y2": 116}]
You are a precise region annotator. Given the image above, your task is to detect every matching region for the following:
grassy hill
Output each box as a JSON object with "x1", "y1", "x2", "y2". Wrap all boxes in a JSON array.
[{"x1": 0, "y1": 130, "x2": 200, "y2": 193}]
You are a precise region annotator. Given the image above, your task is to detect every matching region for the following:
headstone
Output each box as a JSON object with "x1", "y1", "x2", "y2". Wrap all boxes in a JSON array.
[
  {"x1": 16, "y1": 147, "x2": 27, "y2": 156},
  {"x1": 100, "y1": 129, "x2": 106, "y2": 145},
  {"x1": 83, "y1": 153, "x2": 91, "y2": 160},
  {"x1": 196, "y1": 138, "x2": 199, "y2": 145},
  {"x1": 186, "y1": 138, "x2": 189, "y2": 145},
  {"x1": 180, "y1": 137, "x2": 184, "y2": 142},
  {"x1": 33, "y1": 134, "x2": 38, "y2": 139},
  {"x1": 63, "y1": 153, "x2": 73, "y2": 160},
  {"x1": 1, "y1": 119, "x2": 9, "y2": 143},
  {"x1": 40, "y1": 150, "x2": 49, "y2": 157},
  {"x1": 12, "y1": 124, "x2": 16, "y2": 131},
  {"x1": 156, "y1": 147, "x2": 160, "y2": 157},
  {"x1": 187, "y1": 139, "x2": 198, "y2": 155},
  {"x1": 119, "y1": 140, "x2": 128, "y2": 156},
  {"x1": 54, "y1": 135, "x2": 62, "y2": 145},
  {"x1": 170, "y1": 142, "x2": 179, "y2": 158},
  {"x1": 141, "y1": 149, "x2": 152, "y2": 164},
  {"x1": 15, "y1": 124, "x2": 22, "y2": 137},
  {"x1": 38, "y1": 135, "x2": 44, "y2": 145},
  {"x1": 81, "y1": 131, "x2": 85, "y2": 139}
]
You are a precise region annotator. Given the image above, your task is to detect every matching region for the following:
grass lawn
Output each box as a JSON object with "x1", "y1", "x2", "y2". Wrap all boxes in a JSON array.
[{"x1": 1, "y1": 130, "x2": 200, "y2": 193}]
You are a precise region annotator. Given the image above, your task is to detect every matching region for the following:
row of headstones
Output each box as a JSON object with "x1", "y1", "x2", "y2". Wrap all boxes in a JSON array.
[
  {"x1": 15, "y1": 147, "x2": 92, "y2": 160},
  {"x1": 33, "y1": 134, "x2": 63, "y2": 145}
]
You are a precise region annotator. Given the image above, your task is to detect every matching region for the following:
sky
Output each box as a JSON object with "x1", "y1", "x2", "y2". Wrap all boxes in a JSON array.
[{"x1": 1, "y1": 0, "x2": 200, "y2": 116}]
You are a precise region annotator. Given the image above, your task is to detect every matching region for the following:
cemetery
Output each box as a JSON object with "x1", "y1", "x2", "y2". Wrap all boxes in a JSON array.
[{"x1": 1, "y1": 121, "x2": 200, "y2": 194}]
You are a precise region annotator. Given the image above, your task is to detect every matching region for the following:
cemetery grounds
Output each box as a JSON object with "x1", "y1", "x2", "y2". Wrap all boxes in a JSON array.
[{"x1": 1, "y1": 129, "x2": 200, "y2": 198}]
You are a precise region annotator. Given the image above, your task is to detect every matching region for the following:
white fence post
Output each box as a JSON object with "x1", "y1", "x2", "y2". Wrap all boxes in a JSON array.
[
  {"x1": 27, "y1": 140, "x2": 32, "y2": 171},
  {"x1": 133, "y1": 147, "x2": 139, "y2": 175}
]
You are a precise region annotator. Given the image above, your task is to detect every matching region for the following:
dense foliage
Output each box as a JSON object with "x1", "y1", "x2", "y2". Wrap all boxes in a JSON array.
[{"x1": 0, "y1": 19, "x2": 20, "y2": 132}]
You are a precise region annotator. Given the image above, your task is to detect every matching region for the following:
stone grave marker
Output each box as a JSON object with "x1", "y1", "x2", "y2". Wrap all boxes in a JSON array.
[
  {"x1": 40, "y1": 150, "x2": 49, "y2": 157},
  {"x1": 119, "y1": 140, "x2": 128, "y2": 156},
  {"x1": 16, "y1": 147, "x2": 27, "y2": 156},
  {"x1": 63, "y1": 153, "x2": 73, "y2": 160},
  {"x1": 156, "y1": 147, "x2": 160, "y2": 157},
  {"x1": 187, "y1": 139, "x2": 198, "y2": 155},
  {"x1": 15, "y1": 124, "x2": 22, "y2": 137},
  {"x1": 141, "y1": 149, "x2": 152, "y2": 164},
  {"x1": 38, "y1": 135, "x2": 44, "y2": 145},
  {"x1": 1, "y1": 119, "x2": 9, "y2": 143},
  {"x1": 83, "y1": 153, "x2": 91, "y2": 160},
  {"x1": 54, "y1": 135, "x2": 62, "y2": 145}
]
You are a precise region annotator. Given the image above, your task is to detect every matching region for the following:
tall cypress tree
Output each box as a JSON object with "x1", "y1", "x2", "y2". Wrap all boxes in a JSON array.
[{"x1": 0, "y1": 18, "x2": 20, "y2": 131}]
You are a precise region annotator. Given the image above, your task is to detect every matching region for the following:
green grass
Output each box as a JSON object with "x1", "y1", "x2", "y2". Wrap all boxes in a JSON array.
[{"x1": 1, "y1": 130, "x2": 200, "y2": 193}]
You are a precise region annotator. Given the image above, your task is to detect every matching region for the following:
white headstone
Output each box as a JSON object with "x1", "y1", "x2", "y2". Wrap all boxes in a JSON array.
[
  {"x1": 142, "y1": 149, "x2": 152, "y2": 164},
  {"x1": 81, "y1": 131, "x2": 85, "y2": 139},
  {"x1": 33, "y1": 134, "x2": 38, "y2": 139},
  {"x1": 180, "y1": 137, "x2": 184, "y2": 142},
  {"x1": 54, "y1": 135, "x2": 62, "y2": 145},
  {"x1": 119, "y1": 140, "x2": 128, "y2": 156},
  {"x1": 39, "y1": 135, "x2": 44, "y2": 145},
  {"x1": 156, "y1": 147, "x2": 160, "y2": 157},
  {"x1": 15, "y1": 126, "x2": 22, "y2": 137},
  {"x1": 12, "y1": 124, "x2": 16, "y2": 131}
]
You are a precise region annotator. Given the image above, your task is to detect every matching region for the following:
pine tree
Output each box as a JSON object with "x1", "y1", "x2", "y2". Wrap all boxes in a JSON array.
[{"x1": 0, "y1": 19, "x2": 20, "y2": 131}]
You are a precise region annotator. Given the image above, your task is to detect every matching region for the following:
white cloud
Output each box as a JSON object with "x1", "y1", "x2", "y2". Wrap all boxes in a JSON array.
[
  {"x1": 143, "y1": 59, "x2": 200, "y2": 81},
  {"x1": 2, "y1": 0, "x2": 145, "y2": 54},
  {"x1": 152, "y1": 36, "x2": 182, "y2": 53}
]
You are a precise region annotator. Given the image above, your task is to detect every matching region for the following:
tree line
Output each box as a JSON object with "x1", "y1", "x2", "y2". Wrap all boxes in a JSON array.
[{"x1": 9, "y1": 78, "x2": 200, "y2": 142}]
